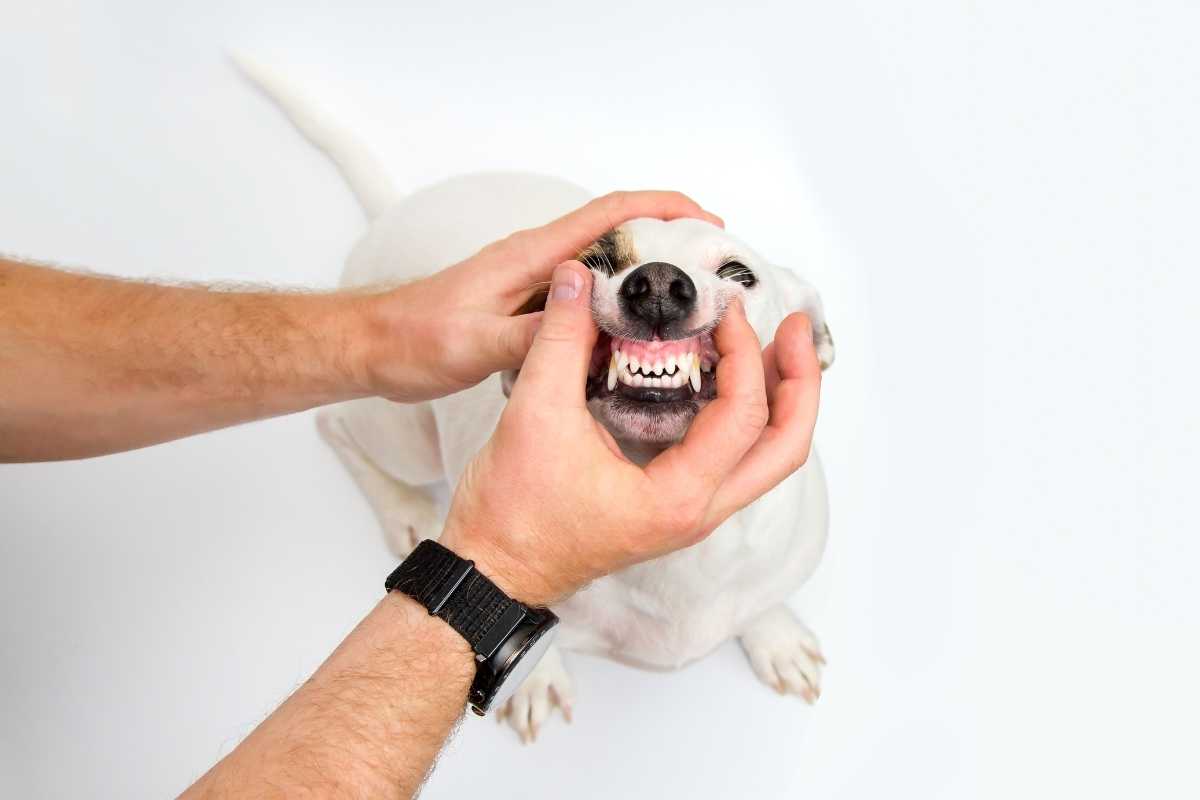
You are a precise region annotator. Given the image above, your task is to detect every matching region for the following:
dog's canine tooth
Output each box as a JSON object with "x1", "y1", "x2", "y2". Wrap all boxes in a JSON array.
[
  {"x1": 607, "y1": 354, "x2": 618, "y2": 391},
  {"x1": 690, "y1": 359, "x2": 702, "y2": 392}
]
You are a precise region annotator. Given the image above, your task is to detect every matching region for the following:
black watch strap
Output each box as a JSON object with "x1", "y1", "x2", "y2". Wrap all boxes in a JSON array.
[{"x1": 385, "y1": 540, "x2": 525, "y2": 660}]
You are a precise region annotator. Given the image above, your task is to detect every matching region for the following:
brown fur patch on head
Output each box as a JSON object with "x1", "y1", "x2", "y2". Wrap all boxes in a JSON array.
[
  {"x1": 515, "y1": 285, "x2": 550, "y2": 316},
  {"x1": 512, "y1": 228, "x2": 639, "y2": 317},
  {"x1": 577, "y1": 228, "x2": 638, "y2": 277}
]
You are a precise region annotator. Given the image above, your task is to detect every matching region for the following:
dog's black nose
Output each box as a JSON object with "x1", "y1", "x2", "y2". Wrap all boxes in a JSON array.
[{"x1": 618, "y1": 262, "x2": 697, "y2": 331}]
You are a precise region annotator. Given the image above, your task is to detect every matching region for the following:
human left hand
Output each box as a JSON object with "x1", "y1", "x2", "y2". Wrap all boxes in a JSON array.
[{"x1": 354, "y1": 190, "x2": 723, "y2": 402}]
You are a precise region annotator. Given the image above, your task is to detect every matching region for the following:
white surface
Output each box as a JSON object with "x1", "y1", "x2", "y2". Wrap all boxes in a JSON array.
[{"x1": 2, "y1": 1, "x2": 1197, "y2": 798}]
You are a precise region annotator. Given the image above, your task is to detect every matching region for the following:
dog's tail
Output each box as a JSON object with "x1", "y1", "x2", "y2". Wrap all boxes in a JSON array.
[{"x1": 231, "y1": 53, "x2": 397, "y2": 221}]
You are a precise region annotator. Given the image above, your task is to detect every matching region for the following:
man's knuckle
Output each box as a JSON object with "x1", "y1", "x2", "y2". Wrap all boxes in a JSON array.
[
  {"x1": 601, "y1": 190, "x2": 631, "y2": 213},
  {"x1": 426, "y1": 325, "x2": 455, "y2": 363},
  {"x1": 479, "y1": 237, "x2": 507, "y2": 258},
  {"x1": 487, "y1": 229, "x2": 531, "y2": 260},
  {"x1": 495, "y1": 325, "x2": 520, "y2": 361},
  {"x1": 793, "y1": 441, "x2": 812, "y2": 470},
  {"x1": 507, "y1": 229, "x2": 535, "y2": 252},
  {"x1": 659, "y1": 498, "x2": 703, "y2": 537}
]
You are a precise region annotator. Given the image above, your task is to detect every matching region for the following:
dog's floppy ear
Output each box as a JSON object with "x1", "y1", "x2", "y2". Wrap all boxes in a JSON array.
[
  {"x1": 501, "y1": 285, "x2": 551, "y2": 398},
  {"x1": 772, "y1": 267, "x2": 835, "y2": 371}
]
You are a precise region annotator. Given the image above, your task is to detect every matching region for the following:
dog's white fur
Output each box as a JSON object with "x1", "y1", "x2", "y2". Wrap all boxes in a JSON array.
[{"x1": 237, "y1": 56, "x2": 833, "y2": 740}]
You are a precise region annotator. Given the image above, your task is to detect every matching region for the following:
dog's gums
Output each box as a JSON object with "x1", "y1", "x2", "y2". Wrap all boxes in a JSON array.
[{"x1": 605, "y1": 335, "x2": 716, "y2": 392}]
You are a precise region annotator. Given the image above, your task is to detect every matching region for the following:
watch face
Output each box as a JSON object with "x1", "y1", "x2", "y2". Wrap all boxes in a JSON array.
[{"x1": 492, "y1": 624, "x2": 557, "y2": 708}]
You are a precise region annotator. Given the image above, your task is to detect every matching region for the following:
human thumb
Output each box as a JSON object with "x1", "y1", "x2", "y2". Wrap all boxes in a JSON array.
[{"x1": 507, "y1": 261, "x2": 596, "y2": 408}]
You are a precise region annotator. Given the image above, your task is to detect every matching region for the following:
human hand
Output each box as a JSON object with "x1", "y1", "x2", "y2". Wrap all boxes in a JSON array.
[
  {"x1": 438, "y1": 261, "x2": 822, "y2": 606},
  {"x1": 355, "y1": 191, "x2": 723, "y2": 402}
]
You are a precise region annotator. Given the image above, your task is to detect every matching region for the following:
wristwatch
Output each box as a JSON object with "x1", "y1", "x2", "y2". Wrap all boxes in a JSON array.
[{"x1": 384, "y1": 539, "x2": 558, "y2": 716}]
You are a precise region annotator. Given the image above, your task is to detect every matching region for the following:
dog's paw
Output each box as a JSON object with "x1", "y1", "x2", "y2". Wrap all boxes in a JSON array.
[
  {"x1": 739, "y1": 605, "x2": 825, "y2": 704},
  {"x1": 495, "y1": 645, "x2": 574, "y2": 743}
]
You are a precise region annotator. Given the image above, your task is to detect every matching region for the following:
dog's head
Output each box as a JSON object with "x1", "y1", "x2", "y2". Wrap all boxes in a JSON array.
[{"x1": 506, "y1": 217, "x2": 833, "y2": 451}]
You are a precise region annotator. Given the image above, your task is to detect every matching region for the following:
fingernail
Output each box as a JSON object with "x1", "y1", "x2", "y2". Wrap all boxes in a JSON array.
[
  {"x1": 550, "y1": 265, "x2": 582, "y2": 302},
  {"x1": 797, "y1": 313, "x2": 813, "y2": 338}
]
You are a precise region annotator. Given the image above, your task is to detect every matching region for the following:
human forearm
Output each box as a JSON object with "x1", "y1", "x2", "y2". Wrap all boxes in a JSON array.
[
  {"x1": 178, "y1": 245, "x2": 820, "y2": 796},
  {"x1": 182, "y1": 592, "x2": 474, "y2": 800},
  {"x1": 1, "y1": 192, "x2": 724, "y2": 461},
  {"x1": 0, "y1": 258, "x2": 376, "y2": 461}
]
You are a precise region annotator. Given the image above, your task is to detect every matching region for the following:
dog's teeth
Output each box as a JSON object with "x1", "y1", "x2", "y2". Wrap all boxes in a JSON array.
[
  {"x1": 676, "y1": 370, "x2": 688, "y2": 388},
  {"x1": 651, "y1": 376, "x2": 664, "y2": 388},
  {"x1": 607, "y1": 354, "x2": 618, "y2": 391},
  {"x1": 666, "y1": 354, "x2": 677, "y2": 375},
  {"x1": 690, "y1": 359, "x2": 702, "y2": 392},
  {"x1": 700, "y1": 359, "x2": 713, "y2": 373},
  {"x1": 677, "y1": 352, "x2": 690, "y2": 374},
  {"x1": 653, "y1": 359, "x2": 664, "y2": 376},
  {"x1": 629, "y1": 355, "x2": 640, "y2": 374},
  {"x1": 632, "y1": 373, "x2": 645, "y2": 388},
  {"x1": 617, "y1": 351, "x2": 629, "y2": 372}
]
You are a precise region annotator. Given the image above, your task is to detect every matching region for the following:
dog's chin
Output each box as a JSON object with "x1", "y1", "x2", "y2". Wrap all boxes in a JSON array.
[
  {"x1": 584, "y1": 328, "x2": 719, "y2": 448},
  {"x1": 588, "y1": 393, "x2": 706, "y2": 445}
]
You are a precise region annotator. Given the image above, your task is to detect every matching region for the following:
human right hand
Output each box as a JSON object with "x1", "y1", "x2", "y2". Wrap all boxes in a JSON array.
[{"x1": 439, "y1": 260, "x2": 822, "y2": 606}]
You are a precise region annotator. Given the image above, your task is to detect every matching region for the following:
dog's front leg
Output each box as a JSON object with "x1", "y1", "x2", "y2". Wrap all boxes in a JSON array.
[{"x1": 317, "y1": 406, "x2": 443, "y2": 558}]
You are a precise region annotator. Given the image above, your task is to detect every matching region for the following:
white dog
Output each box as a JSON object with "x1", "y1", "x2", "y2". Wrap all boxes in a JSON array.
[{"x1": 237, "y1": 58, "x2": 835, "y2": 742}]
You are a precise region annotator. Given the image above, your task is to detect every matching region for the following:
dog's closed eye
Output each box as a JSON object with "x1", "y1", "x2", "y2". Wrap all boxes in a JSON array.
[{"x1": 716, "y1": 260, "x2": 757, "y2": 288}]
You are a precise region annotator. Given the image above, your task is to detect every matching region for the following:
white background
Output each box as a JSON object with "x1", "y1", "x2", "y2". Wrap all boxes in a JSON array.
[{"x1": 2, "y1": 1, "x2": 1197, "y2": 798}]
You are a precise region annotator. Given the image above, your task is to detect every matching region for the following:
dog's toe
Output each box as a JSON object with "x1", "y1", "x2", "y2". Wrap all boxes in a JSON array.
[
  {"x1": 497, "y1": 645, "x2": 574, "y2": 743},
  {"x1": 739, "y1": 605, "x2": 824, "y2": 703}
]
